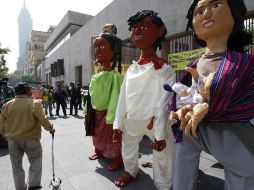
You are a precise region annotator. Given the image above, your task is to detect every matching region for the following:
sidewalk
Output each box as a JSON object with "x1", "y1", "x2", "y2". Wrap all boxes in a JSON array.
[{"x1": 0, "y1": 108, "x2": 224, "y2": 190}]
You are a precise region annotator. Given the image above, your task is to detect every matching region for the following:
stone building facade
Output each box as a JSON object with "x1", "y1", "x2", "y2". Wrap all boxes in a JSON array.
[{"x1": 44, "y1": 0, "x2": 254, "y2": 87}]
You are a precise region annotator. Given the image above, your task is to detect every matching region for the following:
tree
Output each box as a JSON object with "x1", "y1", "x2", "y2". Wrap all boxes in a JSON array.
[
  {"x1": 8, "y1": 70, "x2": 22, "y2": 87},
  {"x1": 0, "y1": 44, "x2": 10, "y2": 77}
]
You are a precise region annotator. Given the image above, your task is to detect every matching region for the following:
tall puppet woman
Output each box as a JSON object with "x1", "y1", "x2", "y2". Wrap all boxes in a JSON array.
[
  {"x1": 85, "y1": 26, "x2": 124, "y2": 171},
  {"x1": 171, "y1": 0, "x2": 254, "y2": 189}
]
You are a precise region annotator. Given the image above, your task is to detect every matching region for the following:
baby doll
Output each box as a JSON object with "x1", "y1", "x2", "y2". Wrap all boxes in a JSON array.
[{"x1": 165, "y1": 67, "x2": 214, "y2": 138}]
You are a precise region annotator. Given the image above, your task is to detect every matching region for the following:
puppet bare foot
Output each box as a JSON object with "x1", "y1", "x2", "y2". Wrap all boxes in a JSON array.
[
  {"x1": 88, "y1": 150, "x2": 102, "y2": 160},
  {"x1": 114, "y1": 172, "x2": 134, "y2": 187}
]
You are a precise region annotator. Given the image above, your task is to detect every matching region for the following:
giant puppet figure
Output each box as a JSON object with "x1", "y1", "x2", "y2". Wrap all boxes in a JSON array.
[
  {"x1": 85, "y1": 25, "x2": 124, "y2": 171},
  {"x1": 170, "y1": 0, "x2": 254, "y2": 190},
  {"x1": 113, "y1": 10, "x2": 176, "y2": 189}
]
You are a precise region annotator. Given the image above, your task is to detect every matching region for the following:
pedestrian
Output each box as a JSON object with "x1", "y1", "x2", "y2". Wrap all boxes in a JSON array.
[
  {"x1": 0, "y1": 82, "x2": 55, "y2": 190},
  {"x1": 112, "y1": 10, "x2": 175, "y2": 189},
  {"x1": 69, "y1": 82, "x2": 78, "y2": 115},
  {"x1": 85, "y1": 24, "x2": 124, "y2": 171},
  {"x1": 171, "y1": 0, "x2": 254, "y2": 190},
  {"x1": 48, "y1": 85, "x2": 54, "y2": 116},
  {"x1": 64, "y1": 85, "x2": 69, "y2": 108},
  {"x1": 50, "y1": 86, "x2": 55, "y2": 108},
  {"x1": 42, "y1": 85, "x2": 54, "y2": 117},
  {"x1": 81, "y1": 85, "x2": 89, "y2": 107},
  {"x1": 53, "y1": 85, "x2": 67, "y2": 116},
  {"x1": 76, "y1": 83, "x2": 82, "y2": 110}
]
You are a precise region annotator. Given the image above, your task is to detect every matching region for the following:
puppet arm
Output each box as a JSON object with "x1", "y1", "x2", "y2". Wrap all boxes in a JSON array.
[
  {"x1": 152, "y1": 66, "x2": 176, "y2": 151},
  {"x1": 112, "y1": 76, "x2": 127, "y2": 142},
  {"x1": 185, "y1": 67, "x2": 199, "y2": 82}
]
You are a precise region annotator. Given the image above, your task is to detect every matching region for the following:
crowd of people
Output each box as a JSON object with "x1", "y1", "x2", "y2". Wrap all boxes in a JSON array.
[
  {"x1": 40, "y1": 83, "x2": 88, "y2": 117},
  {"x1": 0, "y1": 0, "x2": 254, "y2": 189}
]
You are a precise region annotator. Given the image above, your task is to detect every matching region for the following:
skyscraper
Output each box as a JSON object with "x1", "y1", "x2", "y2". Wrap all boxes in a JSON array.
[{"x1": 17, "y1": 0, "x2": 33, "y2": 73}]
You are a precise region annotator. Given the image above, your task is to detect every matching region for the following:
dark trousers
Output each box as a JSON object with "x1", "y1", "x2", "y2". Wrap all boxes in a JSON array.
[
  {"x1": 77, "y1": 97, "x2": 82, "y2": 109},
  {"x1": 70, "y1": 99, "x2": 78, "y2": 115},
  {"x1": 83, "y1": 96, "x2": 88, "y2": 106},
  {"x1": 56, "y1": 101, "x2": 66, "y2": 116}
]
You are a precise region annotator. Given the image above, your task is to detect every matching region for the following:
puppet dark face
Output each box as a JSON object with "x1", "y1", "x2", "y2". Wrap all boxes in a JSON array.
[
  {"x1": 94, "y1": 37, "x2": 113, "y2": 63},
  {"x1": 192, "y1": 0, "x2": 234, "y2": 42},
  {"x1": 130, "y1": 16, "x2": 162, "y2": 50}
]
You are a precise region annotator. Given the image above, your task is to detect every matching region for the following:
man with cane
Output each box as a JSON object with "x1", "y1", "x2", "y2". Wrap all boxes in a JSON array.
[{"x1": 0, "y1": 82, "x2": 55, "y2": 190}]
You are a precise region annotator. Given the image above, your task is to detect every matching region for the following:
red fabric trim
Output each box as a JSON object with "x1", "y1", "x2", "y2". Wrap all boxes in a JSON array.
[{"x1": 137, "y1": 55, "x2": 167, "y2": 70}]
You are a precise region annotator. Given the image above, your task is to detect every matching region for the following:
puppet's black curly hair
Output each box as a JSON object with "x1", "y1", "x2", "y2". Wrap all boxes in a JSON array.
[{"x1": 127, "y1": 10, "x2": 167, "y2": 51}]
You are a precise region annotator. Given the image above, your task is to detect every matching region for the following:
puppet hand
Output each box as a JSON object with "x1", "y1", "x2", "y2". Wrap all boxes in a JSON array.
[
  {"x1": 112, "y1": 129, "x2": 122, "y2": 143},
  {"x1": 147, "y1": 117, "x2": 155, "y2": 130},
  {"x1": 169, "y1": 104, "x2": 193, "y2": 121},
  {"x1": 180, "y1": 103, "x2": 209, "y2": 138},
  {"x1": 185, "y1": 67, "x2": 199, "y2": 82},
  {"x1": 151, "y1": 139, "x2": 166, "y2": 152}
]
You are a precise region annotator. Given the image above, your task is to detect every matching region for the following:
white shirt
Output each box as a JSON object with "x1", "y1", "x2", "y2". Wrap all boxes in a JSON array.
[{"x1": 113, "y1": 61, "x2": 175, "y2": 140}]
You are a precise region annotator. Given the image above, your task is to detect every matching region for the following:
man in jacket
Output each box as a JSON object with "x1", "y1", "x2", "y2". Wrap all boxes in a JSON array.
[{"x1": 0, "y1": 82, "x2": 55, "y2": 190}]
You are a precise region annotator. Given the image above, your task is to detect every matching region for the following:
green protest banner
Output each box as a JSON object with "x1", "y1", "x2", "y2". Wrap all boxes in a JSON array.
[{"x1": 168, "y1": 48, "x2": 205, "y2": 71}]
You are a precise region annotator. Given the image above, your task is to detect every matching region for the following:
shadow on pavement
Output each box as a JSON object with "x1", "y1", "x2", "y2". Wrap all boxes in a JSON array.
[
  {"x1": 48, "y1": 117, "x2": 58, "y2": 120},
  {"x1": 52, "y1": 115, "x2": 69, "y2": 119},
  {"x1": 73, "y1": 115, "x2": 84, "y2": 119},
  {"x1": 96, "y1": 158, "x2": 124, "y2": 181},
  {"x1": 94, "y1": 136, "x2": 156, "y2": 190},
  {"x1": 197, "y1": 169, "x2": 224, "y2": 190},
  {"x1": 138, "y1": 136, "x2": 153, "y2": 158},
  {"x1": 95, "y1": 158, "x2": 156, "y2": 190},
  {"x1": 0, "y1": 148, "x2": 9, "y2": 157}
]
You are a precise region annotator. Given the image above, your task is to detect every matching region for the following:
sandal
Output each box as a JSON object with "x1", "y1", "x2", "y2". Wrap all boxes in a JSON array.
[{"x1": 114, "y1": 172, "x2": 134, "y2": 187}]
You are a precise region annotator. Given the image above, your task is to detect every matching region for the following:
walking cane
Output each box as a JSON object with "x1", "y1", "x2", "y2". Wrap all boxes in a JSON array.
[{"x1": 49, "y1": 131, "x2": 62, "y2": 189}]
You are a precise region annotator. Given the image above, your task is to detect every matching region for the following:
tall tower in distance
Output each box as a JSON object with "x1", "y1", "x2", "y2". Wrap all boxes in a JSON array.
[{"x1": 17, "y1": 0, "x2": 33, "y2": 73}]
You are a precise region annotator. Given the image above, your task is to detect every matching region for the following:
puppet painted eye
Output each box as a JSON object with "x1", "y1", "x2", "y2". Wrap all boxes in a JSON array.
[
  {"x1": 197, "y1": 10, "x2": 204, "y2": 16},
  {"x1": 131, "y1": 26, "x2": 137, "y2": 31},
  {"x1": 194, "y1": 9, "x2": 204, "y2": 16},
  {"x1": 140, "y1": 26, "x2": 148, "y2": 30},
  {"x1": 212, "y1": 3, "x2": 220, "y2": 9}
]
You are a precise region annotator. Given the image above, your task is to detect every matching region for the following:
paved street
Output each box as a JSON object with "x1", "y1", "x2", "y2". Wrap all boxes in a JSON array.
[{"x1": 0, "y1": 107, "x2": 225, "y2": 190}]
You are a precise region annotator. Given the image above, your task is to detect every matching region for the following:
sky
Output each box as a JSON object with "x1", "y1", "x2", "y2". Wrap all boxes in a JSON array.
[{"x1": 0, "y1": 0, "x2": 114, "y2": 73}]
